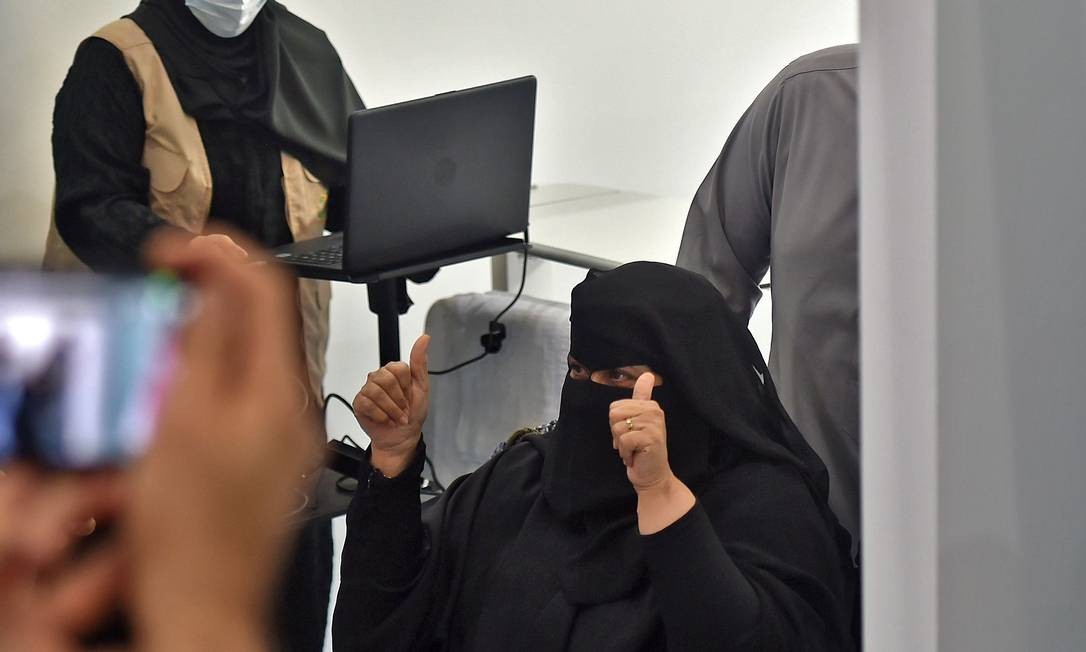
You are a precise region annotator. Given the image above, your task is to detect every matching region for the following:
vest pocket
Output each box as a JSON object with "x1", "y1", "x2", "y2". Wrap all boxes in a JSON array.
[
  {"x1": 282, "y1": 159, "x2": 329, "y2": 241},
  {"x1": 143, "y1": 141, "x2": 189, "y2": 193},
  {"x1": 301, "y1": 165, "x2": 329, "y2": 223}
]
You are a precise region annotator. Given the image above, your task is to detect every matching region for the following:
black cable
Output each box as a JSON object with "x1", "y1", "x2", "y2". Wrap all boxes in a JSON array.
[
  {"x1": 429, "y1": 237, "x2": 530, "y2": 376},
  {"x1": 427, "y1": 350, "x2": 488, "y2": 376},
  {"x1": 425, "y1": 453, "x2": 446, "y2": 492},
  {"x1": 323, "y1": 392, "x2": 355, "y2": 421},
  {"x1": 492, "y1": 239, "x2": 530, "y2": 323},
  {"x1": 323, "y1": 392, "x2": 444, "y2": 494}
]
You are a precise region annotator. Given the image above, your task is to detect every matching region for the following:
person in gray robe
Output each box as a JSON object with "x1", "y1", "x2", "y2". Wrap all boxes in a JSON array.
[{"x1": 676, "y1": 44, "x2": 860, "y2": 551}]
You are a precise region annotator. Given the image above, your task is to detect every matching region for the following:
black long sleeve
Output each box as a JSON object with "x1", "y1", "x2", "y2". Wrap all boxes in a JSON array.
[
  {"x1": 335, "y1": 444, "x2": 428, "y2": 646},
  {"x1": 52, "y1": 37, "x2": 166, "y2": 272},
  {"x1": 642, "y1": 503, "x2": 761, "y2": 649},
  {"x1": 645, "y1": 460, "x2": 854, "y2": 651}
]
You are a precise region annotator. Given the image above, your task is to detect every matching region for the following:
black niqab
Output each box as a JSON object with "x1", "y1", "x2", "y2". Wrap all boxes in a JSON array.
[
  {"x1": 128, "y1": 0, "x2": 364, "y2": 184},
  {"x1": 564, "y1": 261, "x2": 829, "y2": 485}
]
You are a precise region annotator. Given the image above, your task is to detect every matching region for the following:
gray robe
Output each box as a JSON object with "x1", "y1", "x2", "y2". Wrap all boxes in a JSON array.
[{"x1": 677, "y1": 45, "x2": 860, "y2": 547}]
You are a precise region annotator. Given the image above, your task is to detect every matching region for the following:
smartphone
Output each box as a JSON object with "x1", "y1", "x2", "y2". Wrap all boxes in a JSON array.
[{"x1": 0, "y1": 271, "x2": 188, "y2": 469}]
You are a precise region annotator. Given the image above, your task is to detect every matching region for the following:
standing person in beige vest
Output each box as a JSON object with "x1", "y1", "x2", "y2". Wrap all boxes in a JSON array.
[{"x1": 46, "y1": 1, "x2": 364, "y2": 649}]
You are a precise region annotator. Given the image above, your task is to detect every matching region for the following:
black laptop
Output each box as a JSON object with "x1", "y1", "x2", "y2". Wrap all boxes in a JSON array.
[{"x1": 272, "y1": 76, "x2": 536, "y2": 283}]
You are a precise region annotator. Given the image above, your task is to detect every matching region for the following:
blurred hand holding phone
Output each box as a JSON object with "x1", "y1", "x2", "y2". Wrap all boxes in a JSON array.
[
  {"x1": 0, "y1": 271, "x2": 189, "y2": 469},
  {"x1": 0, "y1": 234, "x2": 320, "y2": 650}
]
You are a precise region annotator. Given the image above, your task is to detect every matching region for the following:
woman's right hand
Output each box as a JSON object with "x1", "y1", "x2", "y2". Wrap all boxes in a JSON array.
[{"x1": 353, "y1": 335, "x2": 431, "y2": 477}]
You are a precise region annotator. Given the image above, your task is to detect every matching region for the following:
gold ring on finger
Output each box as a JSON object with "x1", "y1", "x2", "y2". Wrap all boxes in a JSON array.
[{"x1": 625, "y1": 417, "x2": 635, "y2": 431}]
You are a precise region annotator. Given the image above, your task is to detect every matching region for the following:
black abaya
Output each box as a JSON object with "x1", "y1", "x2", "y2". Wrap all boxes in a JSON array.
[{"x1": 334, "y1": 436, "x2": 852, "y2": 651}]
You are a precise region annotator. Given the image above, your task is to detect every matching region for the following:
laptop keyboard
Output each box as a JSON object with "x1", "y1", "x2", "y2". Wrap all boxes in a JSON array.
[{"x1": 283, "y1": 241, "x2": 343, "y2": 267}]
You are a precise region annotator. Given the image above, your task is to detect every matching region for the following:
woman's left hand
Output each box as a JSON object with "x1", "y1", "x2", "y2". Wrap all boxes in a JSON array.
[
  {"x1": 610, "y1": 373, "x2": 698, "y2": 534},
  {"x1": 609, "y1": 373, "x2": 675, "y2": 492}
]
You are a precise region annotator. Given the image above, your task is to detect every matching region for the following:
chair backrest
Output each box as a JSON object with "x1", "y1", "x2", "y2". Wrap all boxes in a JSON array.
[{"x1": 424, "y1": 291, "x2": 570, "y2": 483}]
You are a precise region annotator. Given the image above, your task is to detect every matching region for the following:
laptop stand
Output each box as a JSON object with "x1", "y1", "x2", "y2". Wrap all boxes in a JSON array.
[{"x1": 297, "y1": 237, "x2": 527, "y2": 364}]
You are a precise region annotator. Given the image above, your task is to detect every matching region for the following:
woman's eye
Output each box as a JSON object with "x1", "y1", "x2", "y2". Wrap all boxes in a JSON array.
[{"x1": 609, "y1": 370, "x2": 631, "y2": 381}]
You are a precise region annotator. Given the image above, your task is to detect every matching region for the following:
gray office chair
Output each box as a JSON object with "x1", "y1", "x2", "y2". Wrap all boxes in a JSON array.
[{"x1": 423, "y1": 291, "x2": 570, "y2": 484}]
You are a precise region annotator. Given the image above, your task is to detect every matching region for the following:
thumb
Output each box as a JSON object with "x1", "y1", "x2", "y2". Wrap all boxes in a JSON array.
[
  {"x1": 632, "y1": 372, "x2": 655, "y2": 401},
  {"x1": 410, "y1": 334, "x2": 431, "y2": 388}
]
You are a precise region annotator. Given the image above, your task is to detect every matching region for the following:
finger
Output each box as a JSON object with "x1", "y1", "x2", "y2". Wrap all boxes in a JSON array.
[
  {"x1": 0, "y1": 464, "x2": 36, "y2": 516},
  {"x1": 352, "y1": 394, "x2": 390, "y2": 425},
  {"x1": 364, "y1": 370, "x2": 409, "y2": 422},
  {"x1": 351, "y1": 386, "x2": 382, "y2": 423},
  {"x1": 376, "y1": 365, "x2": 410, "y2": 411},
  {"x1": 609, "y1": 407, "x2": 636, "y2": 449},
  {"x1": 0, "y1": 466, "x2": 37, "y2": 565},
  {"x1": 211, "y1": 235, "x2": 250, "y2": 261},
  {"x1": 409, "y1": 335, "x2": 431, "y2": 394},
  {"x1": 632, "y1": 372, "x2": 655, "y2": 401},
  {"x1": 608, "y1": 402, "x2": 665, "y2": 433},
  {"x1": 359, "y1": 382, "x2": 406, "y2": 424},
  {"x1": 63, "y1": 475, "x2": 125, "y2": 538},
  {"x1": 20, "y1": 479, "x2": 90, "y2": 566},
  {"x1": 196, "y1": 224, "x2": 255, "y2": 258},
  {"x1": 21, "y1": 475, "x2": 124, "y2": 567},
  {"x1": 46, "y1": 545, "x2": 124, "y2": 635},
  {"x1": 609, "y1": 415, "x2": 662, "y2": 450},
  {"x1": 387, "y1": 361, "x2": 413, "y2": 396},
  {"x1": 146, "y1": 228, "x2": 264, "y2": 268},
  {"x1": 616, "y1": 430, "x2": 654, "y2": 466},
  {"x1": 610, "y1": 419, "x2": 627, "y2": 450},
  {"x1": 608, "y1": 401, "x2": 660, "y2": 420}
]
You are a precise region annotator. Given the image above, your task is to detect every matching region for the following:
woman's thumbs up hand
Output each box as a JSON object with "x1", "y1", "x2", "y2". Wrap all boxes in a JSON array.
[
  {"x1": 353, "y1": 334, "x2": 431, "y2": 478},
  {"x1": 608, "y1": 373, "x2": 673, "y2": 492}
]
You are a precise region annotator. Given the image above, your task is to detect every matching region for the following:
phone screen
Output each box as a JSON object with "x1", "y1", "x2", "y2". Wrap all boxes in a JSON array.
[{"x1": 0, "y1": 272, "x2": 187, "y2": 469}]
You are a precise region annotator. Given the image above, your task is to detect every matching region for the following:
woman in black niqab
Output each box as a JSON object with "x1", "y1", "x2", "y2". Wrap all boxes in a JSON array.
[{"x1": 335, "y1": 262, "x2": 856, "y2": 651}]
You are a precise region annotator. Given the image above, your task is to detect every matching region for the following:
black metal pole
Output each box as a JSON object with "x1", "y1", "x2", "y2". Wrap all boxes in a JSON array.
[{"x1": 367, "y1": 278, "x2": 402, "y2": 365}]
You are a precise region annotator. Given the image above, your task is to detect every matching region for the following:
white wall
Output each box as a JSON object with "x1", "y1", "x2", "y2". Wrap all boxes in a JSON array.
[
  {"x1": 862, "y1": 0, "x2": 1086, "y2": 650},
  {"x1": 0, "y1": 0, "x2": 857, "y2": 261}
]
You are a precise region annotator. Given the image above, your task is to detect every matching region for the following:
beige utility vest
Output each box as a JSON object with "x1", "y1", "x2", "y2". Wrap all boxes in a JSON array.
[{"x1": 42, "y1": 18, "x2": 331, "y2": 404}]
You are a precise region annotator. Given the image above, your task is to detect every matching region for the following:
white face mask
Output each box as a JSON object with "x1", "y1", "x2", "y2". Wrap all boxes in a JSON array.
[{"x1": 185, "y1": 0, "x2": 268, "y2": 38}]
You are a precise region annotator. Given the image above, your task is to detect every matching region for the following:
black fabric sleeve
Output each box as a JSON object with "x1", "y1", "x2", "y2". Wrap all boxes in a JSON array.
[
  {"x1": 333, "y1": 443, "x2": 430, "y2": 650},
  {"x1": 52, "y1": 37, "x2": 174, "y2": 272},
  {"x1": 644, "y1": 462, "x2": 854, "y2": 651},
  {"x1": 335, "y1": 444, "x2": 426, "y2": 631},
  {"x1": 642, "y1": 502, "x2": 760, "y2": 650}
]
